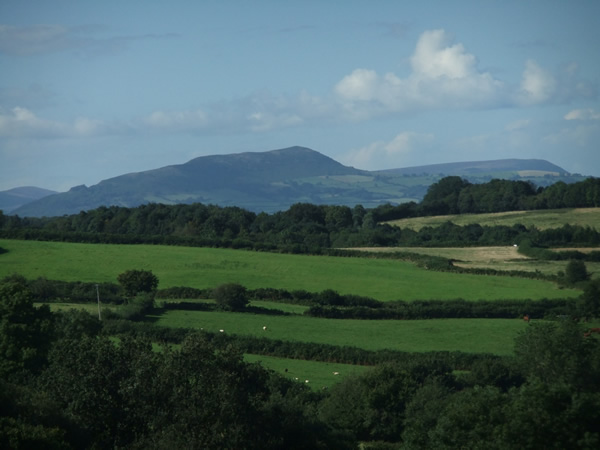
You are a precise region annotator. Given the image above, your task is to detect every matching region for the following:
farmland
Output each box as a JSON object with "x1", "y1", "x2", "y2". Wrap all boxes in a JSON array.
[
  {"x1": 151, "y1": 309, "x2": 529, "y2": 355},
  {"x1": 386, "y1": 207, "x2": 600, "y2": 231},
  {"x1": 2, "y1": 203, "x2": 600, "y2": 448},
  {"x1": 0, "y1": 239, "x2": 578, "y2": 301},
  {"x1": 349, "y1": 245, "x2": 600, "y2": 277}
]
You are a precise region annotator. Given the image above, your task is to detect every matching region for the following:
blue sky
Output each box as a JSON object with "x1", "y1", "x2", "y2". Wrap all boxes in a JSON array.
[{"x1": 1, "y1": 0, "x2": 599, "y2": 192}]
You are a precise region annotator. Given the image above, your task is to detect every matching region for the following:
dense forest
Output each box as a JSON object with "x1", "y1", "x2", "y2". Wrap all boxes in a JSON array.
[{"x1": 2, "y1": 176, "x2": 600, "y2": 448}]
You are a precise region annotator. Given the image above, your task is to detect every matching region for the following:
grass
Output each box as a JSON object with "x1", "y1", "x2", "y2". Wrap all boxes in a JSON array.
[
  {"x1": 386, "y1": 207, "x2": 600, "y2": 231},
  {"x1": 244, "y1": 353, "x2": 370, "y2": 390},
  {"x1": 0, "y1": 239, "x2": 579, "y2": 302},
  {"x1": 36, "y1": 302, "x2": 116, "y2": 314},
  {"x1": 149, "y1": 309, "x2": 530, "y2": 355},
  {"x1": 349, "y1": 246, "x2": 600, "y2": 277}
]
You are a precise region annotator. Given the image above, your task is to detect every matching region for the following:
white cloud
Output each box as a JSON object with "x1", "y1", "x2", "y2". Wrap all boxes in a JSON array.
[
  {"x1": 410, "y1": 29, "x2": 475, "y2": 79},
  {"x1": 145, "y1": 109, "x2": 208, "y2": 130},
  {"x1": 341, "y1": 132, "x2": 435, "y2": 170},
  {"x1": 334, "y1": 29, "x2": 506, "y2": 118},
  {"x1": 517, "y1": 60, "x2": 557, "y2": 105},
  {"x1": 564, "y1": 108, "x2": 600, "y2": 121},
  {"x1": 0, "y1": 106, "x2": 116, "y2": 138}
]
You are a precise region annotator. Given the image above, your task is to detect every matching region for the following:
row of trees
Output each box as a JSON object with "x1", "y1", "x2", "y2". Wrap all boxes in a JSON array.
[
  {"x1": 1, "y1": 176, "x2": 599, "y2": 253},
  {"x1": 2, "y1": 205, "x2": 600, "y2": 254},
  {"x1": 2, "y1": 275, "x2": 600, "y2": 448},
  {"x1": 375, "y1": 176, "x2": 600, "y2": 219}
]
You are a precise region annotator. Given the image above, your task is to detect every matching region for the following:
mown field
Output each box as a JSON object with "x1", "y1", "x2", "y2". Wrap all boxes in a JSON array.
[
  {"x1": 0, "y1": 239, "x2": 578, "y2": 301},
  {"x1": 349, "y1": 245, "x2": 600, "y2": 277},
  {"x1": 386, "y1": 207, "x2": 600, "y2": 231}
]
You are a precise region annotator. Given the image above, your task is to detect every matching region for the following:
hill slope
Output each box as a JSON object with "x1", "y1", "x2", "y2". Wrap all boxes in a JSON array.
[
  {"x1": 11, "y1": 147, "x2": 583, "y2": 217},
  {"x1": 0, "y1": 186, "x2": 57, "y2": 213},
  {"x1": 377, "y1": 158, "x2": 566, "y2": 176}
]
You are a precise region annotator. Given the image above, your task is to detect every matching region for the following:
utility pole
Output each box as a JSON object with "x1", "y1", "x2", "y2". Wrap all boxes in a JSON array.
[{"x1": 95, "y1": 284, "x2": 102, "y2": 321}]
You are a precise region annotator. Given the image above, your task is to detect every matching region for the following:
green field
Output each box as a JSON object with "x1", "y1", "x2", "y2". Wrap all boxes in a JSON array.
[
  {"x1": 244, "y1": 353, "x2": 370, "y2": 389},
  {"x1": 0, "y1": 239, "x2": 578, "y2": 301},
  {"x1": 387, "y1": 207, "x2": 600, "y2": 231},
  {"x1": 150, "y1": 309, "x2": 529, "y2": 355}
]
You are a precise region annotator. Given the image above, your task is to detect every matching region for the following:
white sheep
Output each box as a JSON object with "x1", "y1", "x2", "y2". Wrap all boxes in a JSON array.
[
  {"x1": 263, "y1": 326, "x2": 267, "y2": 331},
  {"x1": 219, "y1": 329, "x2": 224, "y2": 333}
]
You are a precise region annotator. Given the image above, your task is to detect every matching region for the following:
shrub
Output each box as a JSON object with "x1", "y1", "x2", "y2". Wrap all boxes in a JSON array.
[{"x1": 213, "y1": 283, "x2": 248, "y2": 311}]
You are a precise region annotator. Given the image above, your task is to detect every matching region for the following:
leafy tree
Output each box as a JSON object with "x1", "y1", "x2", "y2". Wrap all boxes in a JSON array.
[
  {"x1": 502, "y1": 381, "x2": 600, "y2": 449},
  {"x1": 319, "y1": 360, "x2": 453, "y2": 443},
  {"x1": 426, "y1": 386, "x2": 508, "y2": 449},
  {"x1": 117, "y1": 269, "x2": 158, "y2": 297},
  {"x1": 514, "y1": 320, "x2": 599, "y2": 390},
  {"x1": 401, "y1": 378, "x2": 453, "y2": 448},
  {"x1": 577, "y1": 279, "x2": 600, "y2": 318},
  {"x1": 213, "y1": 283, "x2": 249, "y2": 311},
  {"x1": 0, "y1": 275, "x2": 54, "y2": 378},
  {"x1": 565, "y1": 259, "x2": 589, "y2": 285}
]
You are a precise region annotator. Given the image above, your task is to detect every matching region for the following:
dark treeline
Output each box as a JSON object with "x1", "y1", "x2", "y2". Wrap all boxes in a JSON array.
[
  {"x1": 372, "y1": 175, "x2": 600, "y2": 220},
  {"x1": 1, "y1": 176, "x2": 600, "y2": 254},
  {"x1": 1, "y1": 205, "x2": 600, "y2": 255}
]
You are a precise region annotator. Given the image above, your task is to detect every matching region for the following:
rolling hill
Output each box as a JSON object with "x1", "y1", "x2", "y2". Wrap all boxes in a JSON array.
[
  {"x1": 8, "y1": 146, "x2": 584, "y2": 217},
  {"x1": 0, "y1": 186, "x2": 57, "y2": 213}
]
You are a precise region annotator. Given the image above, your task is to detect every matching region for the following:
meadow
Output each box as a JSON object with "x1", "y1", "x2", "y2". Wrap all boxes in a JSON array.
[
  {"x1": 149, "y1": 309, "x2": 529, "y2": 355},
  {"x1": 244, "y1": 353, "x2": 370, "y2": 389},
  {"x1": 0, "y1": 239, "x2": 579, "y2": 301},
  {"x1": 386, "y1": 207, "x2": 600, "y2": 231}
]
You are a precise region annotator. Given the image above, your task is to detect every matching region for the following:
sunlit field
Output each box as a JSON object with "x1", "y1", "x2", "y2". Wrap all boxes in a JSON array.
[{"x1": 0, "y1": 239, "x2": 579, "y2": 302}]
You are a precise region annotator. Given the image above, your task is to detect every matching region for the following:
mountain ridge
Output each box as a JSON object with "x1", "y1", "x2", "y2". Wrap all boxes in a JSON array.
[{"x1": 6, "y1": 146, "x2": 585, "y2": 217}]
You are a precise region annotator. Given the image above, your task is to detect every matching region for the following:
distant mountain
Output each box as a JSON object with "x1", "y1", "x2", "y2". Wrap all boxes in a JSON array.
[
  {"x1": 0, "y1": 186, "x2": 57, "y2": 213},
  {"x1": 10, "y1": 147, "x2": 586, "y2": 218},
  {"x1": 378, "y1": 159, "x2": 567, "y2": 176}
]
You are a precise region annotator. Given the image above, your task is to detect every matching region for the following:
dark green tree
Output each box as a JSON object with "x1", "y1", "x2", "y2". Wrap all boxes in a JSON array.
[
  {"x1": 502, "y1": 381, "x2": 600, "y2": 449},
  {"x1": 213, "y1": 283, "x2": 249, "y2": 311},
  {"x1": 577, "y1": 279, "x2": 600, "y2": 318},
  {"x1": 0, "y1": 275, "x2": 54, "y2": 378},
  {"x1": 514, "y1": 320, "x2": 599, "y2": 390},
  {"x1": 565, "y1": 259, "x2": 589, "y2": 285},
  {"x1": 117, "y1": 269, "x2": 158, "y2": 297},
  {"x1": 426, "y1": 386, "x2": 508, "y2": 450}
]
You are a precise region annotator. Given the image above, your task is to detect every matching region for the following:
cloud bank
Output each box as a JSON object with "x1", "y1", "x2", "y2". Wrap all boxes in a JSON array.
[{"x1": 1, "y1": 29, "x2": 595, "y2": 141}]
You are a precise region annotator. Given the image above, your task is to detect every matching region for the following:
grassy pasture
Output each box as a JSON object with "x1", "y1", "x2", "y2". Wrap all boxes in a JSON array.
[
  {"x1": 244, "y1": 354, "x2": 370, "y2": 390},
  {"x1": 386, "y1": 207, "x2": 600, "y2": 231},
  {"x1": 0, "y1": 239, "x2": 578, "y2": 301},
  {"x1": 150, "y1": 309, "x2": 529, "y2": 355}
]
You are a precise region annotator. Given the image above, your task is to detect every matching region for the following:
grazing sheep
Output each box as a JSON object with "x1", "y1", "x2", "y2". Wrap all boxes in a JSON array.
[
  {"x1": 263, "y1": 326, "x2": 267, "y2": 331},
  {"x1": 219, "y1": 329, "x2": 224, "y2": 333},
  {"x1": 333, "y1": 372, "x2": 339, "y2": 375}
]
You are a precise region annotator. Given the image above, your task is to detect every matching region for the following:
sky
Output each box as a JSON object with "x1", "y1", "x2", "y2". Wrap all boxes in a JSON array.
[{"x1": 1, "y1": 0, "x2": 599, "y2": 192}]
